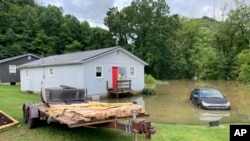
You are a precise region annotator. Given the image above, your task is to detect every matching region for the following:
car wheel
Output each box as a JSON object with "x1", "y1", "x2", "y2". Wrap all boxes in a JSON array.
[{"x1": 198, "y1": 104, "x2": 202, "y2": 109}]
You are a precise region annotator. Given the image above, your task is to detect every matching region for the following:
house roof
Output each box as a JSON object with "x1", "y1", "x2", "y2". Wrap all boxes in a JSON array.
[
  {"x1": 18, "y1": 46, "x2": 148, "y2": 68},
  {"x1": 0, "y1": 54, "x2": 40, "y2": 64}
]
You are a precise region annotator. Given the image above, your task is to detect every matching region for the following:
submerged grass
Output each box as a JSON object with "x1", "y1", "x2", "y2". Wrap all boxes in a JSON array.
[{"x1": 0, "y1": 85, "x2": 229, "y2": 141}]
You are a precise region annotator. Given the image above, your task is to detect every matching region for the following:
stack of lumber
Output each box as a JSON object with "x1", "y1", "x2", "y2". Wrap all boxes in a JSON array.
[{"x1": 48, "y1": 102, "x2": 146, "y2": 126}]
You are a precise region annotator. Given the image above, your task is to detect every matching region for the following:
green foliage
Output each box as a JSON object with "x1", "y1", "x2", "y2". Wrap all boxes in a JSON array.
[
  {"x1": 237, "y1": 49, "x2": 250, "y2": 81},
  {"x1": 0, "y1": 1, "x2": 115, "y2": 59},
  {"x1": 143, "y1": 74, "x2": 156, "y2": 95},
  {"x1": 64, "y1": 40, "x2": 82, "y2": 53},
  {"x1": 31, "y1": 29, "x2": 56, "y2": 55},
  {"x1": 155, "y1": 124, "x2": 229, "y2": 141},
  {"x1": 142, "y1": 87, "x2": 156, "y2": 95},
  {"x1": 213, "y1": 0, "x2": 250, "y2": 80},
  {"x1": 144, "y1": 74, "x2": 156, "y2": 84},
  {"x1": 87, "y1": 27, "x2": 116, "y2": 50}
]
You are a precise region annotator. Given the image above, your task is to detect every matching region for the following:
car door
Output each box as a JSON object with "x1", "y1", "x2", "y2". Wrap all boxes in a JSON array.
[{"x1": 191, "y1": 89, "x2": 199, "y2": 105}]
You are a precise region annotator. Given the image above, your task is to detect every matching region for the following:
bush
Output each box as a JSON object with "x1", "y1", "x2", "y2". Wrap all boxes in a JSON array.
[
  {"x1": 145, "y1": 74, "x2": 156, "y2": 84},
  {"x1": 142, "y1": 87, "x2": 156, "y2": 95}
]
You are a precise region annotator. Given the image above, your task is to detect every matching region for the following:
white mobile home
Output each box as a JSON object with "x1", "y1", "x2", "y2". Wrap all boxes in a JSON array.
[{"x1": 18, "y1": 46, "x2": 148, "y2": 97}]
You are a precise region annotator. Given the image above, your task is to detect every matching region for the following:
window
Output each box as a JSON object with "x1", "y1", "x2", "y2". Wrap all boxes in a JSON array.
[
  {"x1": 96, "y1": 66, "x2": 102, "y2": 78},
  {"x1": 25, "y1": 69, "x2": 29, "y2": 79},
  {"x1": 9, "y1": 65, "x2": 16, "y2": 73},
  {"x1": 130, "y1": 67, "x2": 135, "y2": 77},
  {"x1": 49, "y1": 68, "x2": 54, "y2": 77}
]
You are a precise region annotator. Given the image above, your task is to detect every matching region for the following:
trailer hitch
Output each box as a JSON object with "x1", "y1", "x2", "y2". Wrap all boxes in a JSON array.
[
  {"x1": 129, "y1": 102, "x2": 156, "y2": 140},
  {"x1": 130, "y1": 119, "x2": 156, "y2": 139},
  {"x1": 96, "y1": 108, "x2": 156, "y2": 140}
]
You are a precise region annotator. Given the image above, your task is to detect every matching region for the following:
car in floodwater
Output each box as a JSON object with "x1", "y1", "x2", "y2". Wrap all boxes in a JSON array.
[{"x1": 189, "y1": 88, "x2": 231, "y2": 110}]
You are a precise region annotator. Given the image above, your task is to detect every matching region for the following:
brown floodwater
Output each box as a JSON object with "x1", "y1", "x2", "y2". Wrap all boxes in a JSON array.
[{"x1": 99, "y1": 80, "x2": 250, "y2": 125}]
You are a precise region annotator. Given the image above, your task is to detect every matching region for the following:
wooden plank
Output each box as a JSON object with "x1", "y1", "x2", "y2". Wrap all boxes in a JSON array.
[
  {"x1": 107, "y1": 80, "x2": 134, "y2": 98},
  {"x1": 0, "y1": 111, "x2": 19, "y2": 132},
  {"x1": 47, "y1": 101, "x2": 146, "y2": 126}
]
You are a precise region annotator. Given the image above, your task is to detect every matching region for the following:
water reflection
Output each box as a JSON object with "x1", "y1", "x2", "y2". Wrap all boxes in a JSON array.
[
  {"x1": 194, "y1": 110, "x2": 230, "y2": 121},
  {"x1": 100, "y1": 80, "x2": 250, "y2": 125}
]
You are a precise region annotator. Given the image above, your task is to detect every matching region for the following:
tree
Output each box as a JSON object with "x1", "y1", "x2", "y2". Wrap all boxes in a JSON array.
[
  {"x1": 104, "y1": 7, "x2": 128, "y2": 46},
  {"x1": 79, "y1": 21, "x2": 92, "y2": 50},
  {"x1": 237, "y1": 50, "x2": 250, "y2": 81},
  {"x1": 215, "y1": 0, "x2": 250, "y2": 80},
  {"x1": 105, "y1": 0, "x2": 181, "y2": 79},
  {"x1": 38, "y1": 5, "x2": 63, "y2": 37},
  {"x1": 31, "y1": 30, "x2": 56, "y2": 56},
  {"x1": 57, "y1": 14, "x2": 82, "y2": 54},
  {"x1": 0, "y1": 0, "x2": 24, "y2": 58},
  {"x1": 14, "y1": 5, "x2": 39, "y2": 54},
  {"x1": 87, "y1": 27, "x2": 116, "y2": 50},
  {"x1": 64, "y1": 40, "x2": 82, "y2": 53}
]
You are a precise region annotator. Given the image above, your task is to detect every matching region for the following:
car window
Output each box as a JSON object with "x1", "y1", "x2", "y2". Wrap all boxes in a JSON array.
[
  {"x1": 200, "y1": 90, "x2": 208, "y2": 97},
  {"x1": 192, "y1": 89, "x2": 198, "y2": 96},
  {"x1": 200, "y1": 89, "x2": 223, "y2": 98}
]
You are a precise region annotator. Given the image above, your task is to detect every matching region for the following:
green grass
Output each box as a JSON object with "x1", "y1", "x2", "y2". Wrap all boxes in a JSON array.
[
  {"x1": 0, "y1": 85, "x2": 229, "y2": 141},
  {"x1": 155, "y1": 124, "x2": 229, "y2": 141}
]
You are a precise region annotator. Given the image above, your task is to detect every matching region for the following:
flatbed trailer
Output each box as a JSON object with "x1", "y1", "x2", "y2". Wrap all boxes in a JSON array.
[{"x1": 23, "y1": 86, "x2": 156, "y2": 140}]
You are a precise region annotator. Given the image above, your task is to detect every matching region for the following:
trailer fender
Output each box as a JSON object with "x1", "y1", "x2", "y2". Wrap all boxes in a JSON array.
[
  {"x1": 27, "y1": 104, "x2": 39, "y2": 119},
  {"x1": 23, "y1": 103, "x2": 29, "y2": 113},
  {"x1": 23, "y1": 103, "x2": 31, "y2": 123}
]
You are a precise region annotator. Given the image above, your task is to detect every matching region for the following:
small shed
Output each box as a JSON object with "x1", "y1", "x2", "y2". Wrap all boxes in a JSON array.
[
  {"x1": 0, "y1": 54, "x2": 40, "y2": 85},
  {"x1": 18, "y1": 46, "x2": 148, "y2": 98}
]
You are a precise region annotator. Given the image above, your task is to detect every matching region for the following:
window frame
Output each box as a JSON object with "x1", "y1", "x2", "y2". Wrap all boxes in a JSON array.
[
  {"x1": 129, "y1": 67, "x2": 135, "y2": 77},
  {"x1": 9, "y1": 65, "x2": 17, "y2": 73},
  {"x1": 95, "y1": 66, "x2": 103, "y2": 78},
  {"x1": 25, "y1": 69, "x2": 29, "y2": 79},
  {"x1": 49, "y1": 68, "x2": 54, "y2": 77}
]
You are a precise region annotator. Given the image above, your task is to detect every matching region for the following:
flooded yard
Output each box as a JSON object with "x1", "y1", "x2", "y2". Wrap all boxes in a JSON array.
[{"x1": 100, "y1": 80, "x2": 250, "y2": 125}]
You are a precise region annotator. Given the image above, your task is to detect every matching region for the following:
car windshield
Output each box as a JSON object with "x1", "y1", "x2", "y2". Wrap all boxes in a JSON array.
[{"x1": 199, "y1": 89, "x2": 224, "y2": 98}]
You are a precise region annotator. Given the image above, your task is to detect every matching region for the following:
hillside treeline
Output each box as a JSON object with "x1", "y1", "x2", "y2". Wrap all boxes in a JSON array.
[
  {"x1": 1, "y1": 0, "x2": 250, "y2": 81},
  {"x1": 0, "y1": 0, "x2": 116, "y2": 58}
]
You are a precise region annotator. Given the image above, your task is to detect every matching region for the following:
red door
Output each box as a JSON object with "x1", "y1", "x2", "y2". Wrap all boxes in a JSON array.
[{"x1": 112, "y1": 67, "x2": 118, "y2": 89}]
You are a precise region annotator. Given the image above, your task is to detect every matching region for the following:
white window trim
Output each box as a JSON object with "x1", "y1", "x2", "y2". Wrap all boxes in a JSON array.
[
  {"x1": 49, "y1": 68, "x2": 54, "y2": 77},
  {"x1": 25, "y1": 69, "x2": 29, "y2": 79},
  {"x1": 9, "y1": 65, "x2": 17, "y2": 73},
  {"x1": 129, "y1": 67, "x2": 135, "y2": 77},
  {"x1": 95, "y1": 66, "x2": 103, "y2": 78}
]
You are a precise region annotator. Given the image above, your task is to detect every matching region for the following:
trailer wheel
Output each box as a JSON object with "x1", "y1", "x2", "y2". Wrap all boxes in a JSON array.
[
  {"x1": 23, "y1": 104, "x2": 29, "y2": 123},
  {"x1": 27, "y1": 109, "x2": 38, "y2": 129}
]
